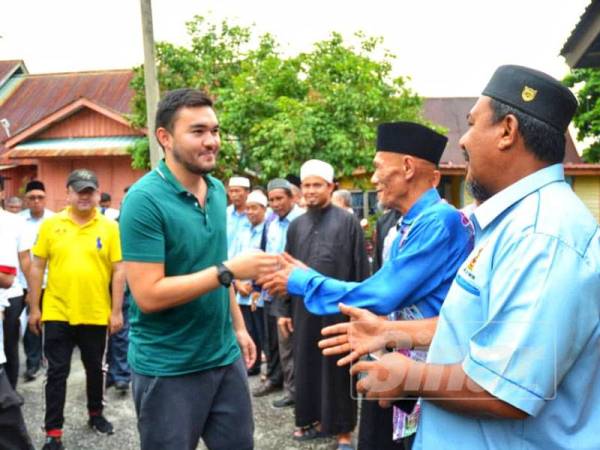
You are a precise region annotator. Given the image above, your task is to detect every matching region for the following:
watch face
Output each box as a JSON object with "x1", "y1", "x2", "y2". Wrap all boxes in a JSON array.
[{"x1": 221, "y1": 271, "x2": 234, "y2": 285}]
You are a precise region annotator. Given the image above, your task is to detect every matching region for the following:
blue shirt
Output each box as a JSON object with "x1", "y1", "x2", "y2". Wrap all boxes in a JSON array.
[
  {"x1": 229, "y1": 221, "x2": 265, "y2": 307},
  {"x1": 287, "y1": 189, "x2": 473, "y2": 316},
  {"x1": 265, "y1": 205, "x2": 304, "y2": 255},
  {"x1": 226, "y1": 204, "x2": 251, "y2": 253},
  {"x1": 416, "y1": 164, "x2": 600, "y2": 450}
]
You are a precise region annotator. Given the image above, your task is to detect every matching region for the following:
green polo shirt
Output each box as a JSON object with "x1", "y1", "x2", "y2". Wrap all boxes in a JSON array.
[{"x1": 119, "y1": 160, "x2": 239, "y2": 376}]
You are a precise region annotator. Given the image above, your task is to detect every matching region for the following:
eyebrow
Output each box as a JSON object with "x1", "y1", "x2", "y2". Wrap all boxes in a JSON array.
[{"x1": 189, "y1": 123, "x2": 219, "y2": 131}]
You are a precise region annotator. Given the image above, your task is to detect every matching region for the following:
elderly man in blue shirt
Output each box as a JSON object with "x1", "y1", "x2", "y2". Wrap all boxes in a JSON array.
[
  {"x1": 226, "y1": 176, "x2": 251, "y2": 251},
  {"x1": 263, "y1": 122, "x2": 473, "y2": 447},
  {"x1": 323, "y1": 65, "x2": 600, "y2": 450}
]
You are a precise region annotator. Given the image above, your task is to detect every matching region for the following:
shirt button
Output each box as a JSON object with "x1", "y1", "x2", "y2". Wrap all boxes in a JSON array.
[{"x1": 195, "y1": 202, "x2": 199, "y2": 207}]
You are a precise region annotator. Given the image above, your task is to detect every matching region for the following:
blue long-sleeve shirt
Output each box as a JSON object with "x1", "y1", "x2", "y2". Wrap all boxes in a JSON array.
[{"x1": 287, "y1": 189, "x2": 474, "y2": 316}]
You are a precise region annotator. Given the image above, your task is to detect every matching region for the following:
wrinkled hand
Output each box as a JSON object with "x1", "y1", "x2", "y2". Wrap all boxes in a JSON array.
[
  {"x1": 109, "y1": 310, "x2": 124, "y2": 335},
  {"x1": 236, "y1": 329, "x2": 257, "y2": 369},
  {"x1": 351, "y1": 352, "x2": 421, "y2": 407},
  {"x1": 225, "y1": 251, "x2": 279, "y2": 280},
  {"x1": 278, "y1": 317, "x2": 294, "y2": 339},
  {"x1": 256, "y1": 253, "x2": 309, "y2": 297},
  {"x1": 28, "y1": 308, "x2": 42, "y2": 336},
  {"x1": 319, "y1": 303, "x2": 388, "y2": 366},
  {"x1": 235, "y1": 280, "x2": 253, "y2": 297}
]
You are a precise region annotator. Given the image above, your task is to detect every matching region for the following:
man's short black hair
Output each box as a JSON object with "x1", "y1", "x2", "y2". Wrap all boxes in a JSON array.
[
  {"x1": 100, "y1": 192, "x2": 111, "y2": 202},
  {"x1": 490, "y1": 98, "x2": 566, "y2": 165},
  {"x1": 155, "y1": 88, "x2": 214, "y2": 133}
]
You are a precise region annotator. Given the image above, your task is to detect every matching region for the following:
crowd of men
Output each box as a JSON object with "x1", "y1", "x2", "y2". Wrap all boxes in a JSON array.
[{"x1": 0, "y1": 63, "x2": 598, "y2": 450}]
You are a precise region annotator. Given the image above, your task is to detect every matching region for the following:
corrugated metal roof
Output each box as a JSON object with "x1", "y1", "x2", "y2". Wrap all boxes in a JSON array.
[
  {"x1": 423, "y1": 97, "x2": 582, "y2": 165},
  {"x1": 8, "y1": 136, "x2": 143, "y2": 158},
  {"x1": 0, "y1": 60, "x2": 26, "y2": 86},
  {"x1": 0, "y1": 69, "x2": 135, "y2": 145}
]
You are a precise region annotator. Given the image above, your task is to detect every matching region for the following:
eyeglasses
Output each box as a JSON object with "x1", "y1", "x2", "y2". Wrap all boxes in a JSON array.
[{"x1": 26, "y1": 195, "x2": 46, "y2": 201}]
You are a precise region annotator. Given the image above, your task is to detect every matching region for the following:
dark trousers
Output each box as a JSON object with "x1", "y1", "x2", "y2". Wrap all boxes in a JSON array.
[
  {"x1": 132, "y1": 357, "x2": 253, "y2": 450},
  {"x1": 0, "y1": 368, "x2": 34, "y2": 450},
  {"x1": 107, "y1": 297, "x2": 130, "y2": 384},
  {"x1": 3, "y1": 295, "x2": 25, "y2": 389},
  {"x1": 277, "y1": 319, "x2": 295, "y2": 398},
  {"x1": 262, "y1": 303, "x2": 283, "y2": 386},
  {"x1": 240, "y1": 305, "x2": 264, "y2": 374},
  {"x1": 23, "y1": 290, "x2": 44, "y2": 373},
  {"x1": 43, "y1": 321, "x2": 108, "y2": 431},
  {"x1": 358, "y1": 400, "x2": 404, "y2": 450}
]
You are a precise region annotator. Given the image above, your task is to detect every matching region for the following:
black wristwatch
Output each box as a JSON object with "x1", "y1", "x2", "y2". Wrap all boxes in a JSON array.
[{"x1": 216, "y1": 263, "x2": 234, "y2": 288}]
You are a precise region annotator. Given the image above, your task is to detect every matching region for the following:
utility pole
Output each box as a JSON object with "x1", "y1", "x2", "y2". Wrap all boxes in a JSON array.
[{"x1": 140, "y1": 0, "x2": 161, "y2": 168}]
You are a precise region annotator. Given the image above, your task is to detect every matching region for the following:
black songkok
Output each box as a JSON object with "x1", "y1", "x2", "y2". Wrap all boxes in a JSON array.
[
  {"x1": 25, "y1": 180, "x2": 45, "y2": 193},
  {"x1": 376, "y1": 122, "x2": 448, "y2": 165},
  {"x1": 482, "y1": 65, "x2": 577, "y2": 132}
]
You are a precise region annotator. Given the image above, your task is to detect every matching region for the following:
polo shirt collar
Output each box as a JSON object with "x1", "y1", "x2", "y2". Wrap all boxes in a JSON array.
[
  {"x1": 472, "y1": 163, "x2": 564, "y2": 231},
  {"x1": 156, "y1": 159, "x2": 215, "y2": 195},
  {"x1": 61, "y1": 207, "x2": 100, "y2": 226},
  {"x1": 402, "y1": 188, "x2": 441, "y2": 225}
]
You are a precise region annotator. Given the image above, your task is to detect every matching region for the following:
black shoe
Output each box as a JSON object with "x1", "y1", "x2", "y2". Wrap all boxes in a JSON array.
[
  {"x1": 252, "y1": 381, "x2": 282, "y2": 398},
  {"x1": 114, "y1": 380, "x2": 129, "y2": 393},
  {"x1": 42, "y1": 437, "x2": 64, "y2": 450},
  {"x1": 247, "y1": 368, "x2": 260, "y2": 377},
  {"x1": 88, "y1": 415, "x2": 114, "y2": 435},
  {"x1": 272, "y1": 395, "x2": 295, "y2": 408},
  {"x1": 24, "y1": 367, "x2": 39, "y2": 382}
]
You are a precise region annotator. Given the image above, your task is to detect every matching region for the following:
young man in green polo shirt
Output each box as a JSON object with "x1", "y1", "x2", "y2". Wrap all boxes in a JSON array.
[{"x1": 119, "y1": 88, "x2": 278, "y2": 450}]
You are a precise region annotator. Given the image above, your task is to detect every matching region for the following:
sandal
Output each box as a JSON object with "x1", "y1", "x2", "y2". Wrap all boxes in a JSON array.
[{"x1": 292, "y1": 422, "x2": 328, "y2": 441}]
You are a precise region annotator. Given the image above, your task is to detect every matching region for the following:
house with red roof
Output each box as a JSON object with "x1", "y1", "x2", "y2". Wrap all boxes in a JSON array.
[{"x1": 0, "y1": 60, "x2": 146, "y2": 211}]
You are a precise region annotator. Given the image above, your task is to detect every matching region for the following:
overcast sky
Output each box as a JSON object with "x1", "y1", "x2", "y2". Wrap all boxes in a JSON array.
[{"x1": 0, "y1": 0, "x2": 591, "y2": 97}]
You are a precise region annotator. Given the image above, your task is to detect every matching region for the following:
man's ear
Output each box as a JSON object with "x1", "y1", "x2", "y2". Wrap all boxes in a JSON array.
[
  {"x1": 155, "y1": 127, "x2": 172, "y2": 151},
  {"x1": 404, "y1": 156, "x2": 416, "y2": 181},
  {"x1": 498, "y1": 114, "x2": 519, "y2": 151}
]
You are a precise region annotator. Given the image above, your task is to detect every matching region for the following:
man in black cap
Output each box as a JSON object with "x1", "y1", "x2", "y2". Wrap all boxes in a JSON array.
[
  {"x1": 263, "y1": 122, "x2": 473, "y2": 448},
  {"x1": 20, "y1": 180, "x2": 54, "y2": 382},
  {"x1": 27, "y1": 169, "x2": 125, "y2": 450},
  {"x1": 327, "y1": 66, "x2": 600, "y2": 449}
]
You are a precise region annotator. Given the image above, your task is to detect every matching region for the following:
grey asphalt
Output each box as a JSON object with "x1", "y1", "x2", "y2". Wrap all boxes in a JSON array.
[{"x1": 18, "y1": 350, "x2": 351, "y2": 450}]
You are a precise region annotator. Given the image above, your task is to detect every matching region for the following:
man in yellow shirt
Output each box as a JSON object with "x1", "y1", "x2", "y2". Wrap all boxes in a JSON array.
[{"x1": 27, "y1": 169, "x2": 125, "y2": 450}]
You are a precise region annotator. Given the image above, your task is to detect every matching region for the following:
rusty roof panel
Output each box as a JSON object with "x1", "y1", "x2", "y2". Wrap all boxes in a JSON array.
[{"x1": 0, "y1": 69, "x2": 136, "y2": 143}]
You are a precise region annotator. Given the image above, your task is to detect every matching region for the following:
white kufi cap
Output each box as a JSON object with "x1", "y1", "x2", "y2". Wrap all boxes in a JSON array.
[
  {"x1": 300, "y1": 159, "x2": 334, "y2": 184},
  {"x1": 228, "y1": 176, "x2": 250, "y2": 188},
  {"x1": 246, "y1": 190, "x2": 268, "y2": 207}
]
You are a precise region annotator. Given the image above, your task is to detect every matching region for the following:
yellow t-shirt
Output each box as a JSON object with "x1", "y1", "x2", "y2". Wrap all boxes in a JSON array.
[{"x1": 33, "y1": 208, "x2": 122, "y2": 325}]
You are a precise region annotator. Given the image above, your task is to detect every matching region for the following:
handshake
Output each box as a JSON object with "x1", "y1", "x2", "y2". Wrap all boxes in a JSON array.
[{"x1": 224, "y1": 251, "x2": 307, "y2": 297}]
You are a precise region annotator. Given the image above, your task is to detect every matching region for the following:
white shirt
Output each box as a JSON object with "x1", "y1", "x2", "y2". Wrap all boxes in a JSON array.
[
  {"x1": 0, "y1": 209, "x2": 30, "y2": 298},
  {"x1": 0, "y1": 220, "x2": 18, "y2": 365},
  {"x1": 18, "y1": 208, "x2": 54, "y2": 289}
]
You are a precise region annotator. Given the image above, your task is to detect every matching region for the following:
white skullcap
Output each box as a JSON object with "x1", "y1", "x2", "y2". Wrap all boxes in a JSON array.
[
  {"x1": 300, "y1": 159, "x2": 334, "y2": 183},
  {"x1": 228, "y1": 176, "x2": 250, "y2": 188},
  {"x1": 246, "y1": 190, "x2": 268, "y2": 207}
]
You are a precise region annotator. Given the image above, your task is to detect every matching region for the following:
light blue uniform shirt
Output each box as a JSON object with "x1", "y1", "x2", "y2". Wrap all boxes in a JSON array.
[
  {"x1": 287, "y1": 189, "x2": 474, "y2": 316},
  {"x1": 229, "y1": 222, "x2": 265, "y2": 307},
  {"x1": 226, "y1": 204, "x2": 251, "y2": 253},
  {"x1": 265, "y1": 205, "x2": 304, "y2": 255},
  {"x1": 416, "y1": 164, "x2": 600, "y2": 450}
]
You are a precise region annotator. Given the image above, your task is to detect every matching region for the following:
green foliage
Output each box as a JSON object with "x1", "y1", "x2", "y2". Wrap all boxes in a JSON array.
[
  {"x1": 129, "y1": 16, "x2": 431, "y2": 180},
  {"x1": 563, "y1": 68, "x2": 600, "y2": 163}
]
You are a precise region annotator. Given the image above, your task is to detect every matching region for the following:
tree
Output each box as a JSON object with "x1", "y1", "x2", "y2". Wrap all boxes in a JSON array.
[
  {"x1": 563, "y1": 68, "x2": 600, "y2": 163},
  {"x1": 128, "y1": 16, "x2": 433, "y2": 181}
]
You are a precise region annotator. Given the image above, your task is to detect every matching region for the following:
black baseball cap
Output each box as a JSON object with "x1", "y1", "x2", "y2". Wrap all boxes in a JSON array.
[{"x1": 66, "y1": 169, "x2": 99, "y2": 192}]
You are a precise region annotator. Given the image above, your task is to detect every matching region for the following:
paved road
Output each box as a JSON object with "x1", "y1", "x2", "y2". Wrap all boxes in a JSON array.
[{"x1": 18, "y1": 350, "x2": 349, "y2": 450}]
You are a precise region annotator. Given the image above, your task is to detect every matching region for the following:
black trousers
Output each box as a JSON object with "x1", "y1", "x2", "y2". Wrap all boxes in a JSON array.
[
  {"x1": 263, "y1": 302, "x2": 283, "y2": 386},
  {"x1": 3, "y1": 295, "x2": 25, "y2": 389},
  {"x1": 358, "y1": 400, "x2": 404, "y2": 450},
  {"x1": 240, "y1": 305, "x2": 264, "y2": 374},
  {"x1": 23, "y1": 289, "x2": 44, "y2": 373},
  {"x1": 43, "y1": 321, "x2": 108, "y2": 431}
]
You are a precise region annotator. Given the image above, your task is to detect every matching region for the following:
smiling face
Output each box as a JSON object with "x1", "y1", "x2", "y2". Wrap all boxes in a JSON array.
[
  {"x1": 67, "y1": 186, "x2": 99, "y2": 213},
  {"x1": 246, "y1": 202, "x2": 266, "y2": 226},
  {"x1": 157, "y1": 106, "x2": 220, "y2": 176},
  {"x1": 370, "y1": 151, "x2": 409, "y2": 210},
  {"x1": 301, "y1": 176, "x2": 334, "y2": 209}
]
